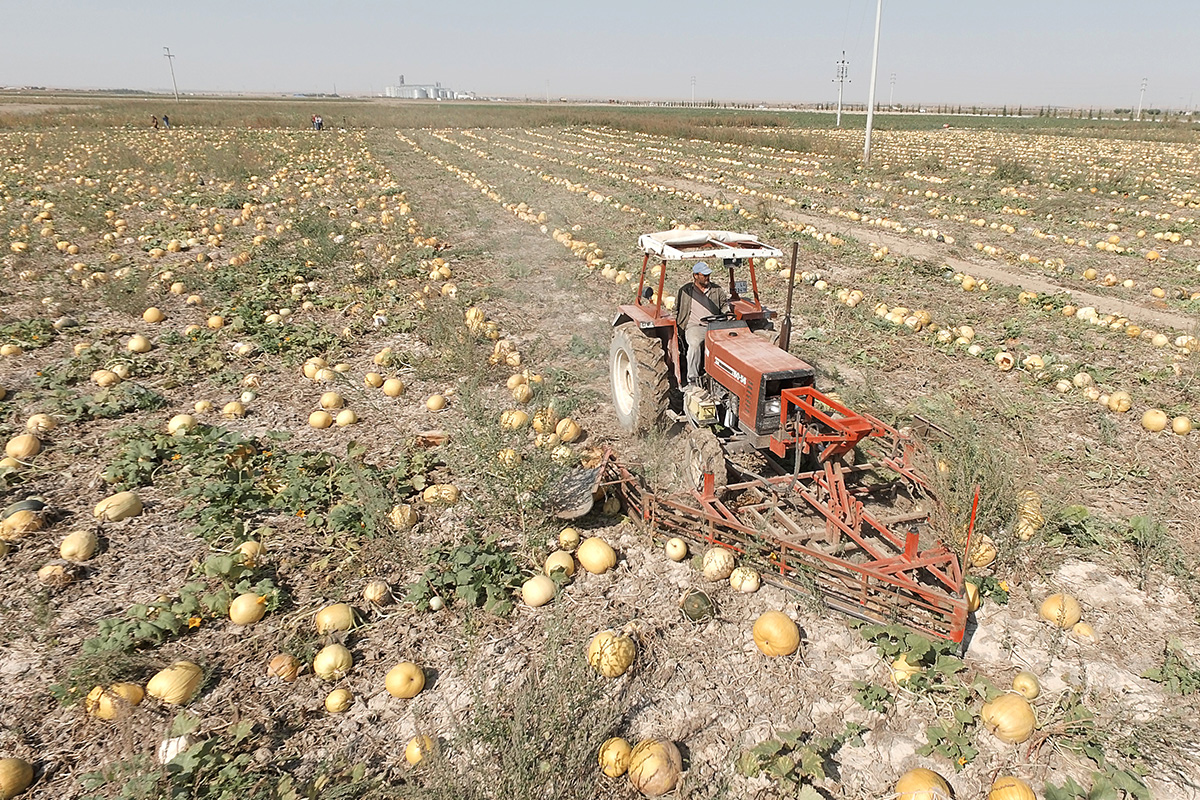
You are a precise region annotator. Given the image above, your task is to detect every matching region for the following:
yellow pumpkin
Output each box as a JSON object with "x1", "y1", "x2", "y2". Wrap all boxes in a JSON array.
[
  {"x1": 146, "y1": 660, "x2": 204, "y2": 705},
  {"x1": 4, "y1": 434, "x2": 41, "y2": 461},
  {"x1": 598, "y1": 737, "x2": 633, "y2": 778},
  {"x1": 314, "y1": 603, "x2": 355, "y2": 633},
  {"x1": 1039, "y1": 593, "x2": 1082, "y2": 629},
  {"x1": 627, "y1": 739, "x2": 682, "y2": 796},
  {"x1": 521, "y1": 574, "x2": 556, "y2": 607},
  {"x1": 752, "y1": 611, "x2": 800, "y2": 657},
  {"x1": 544, "y1": 550, "x2": 575, "y2": 578},
  {"x1": 313, "y1": 644, "x2": 353, "y2": 680},
  {"x1": 895, "y1": 767, "x2": 951, "y2": 800},
  {"x1": 229, "y1": 593, "x2": 267, "y2": 625},
  {"x1": 385, "y1": 662, "x2": 425, "y2": 698},
  {"x1": 324, "y1": 688, "x2": 353, "y2": 713},
  {"x1": 890, "y1": 653, "x2": 922, "y2": 685},
  {"x1": 969, "y1": 534, "x2": 997, "y2": 568},
  {"x1": 701, "y1": 547, "x2": 735, "y2": 581},
  {"x1": 94, "y1": 491, "x2": 143, "y2": 522},
  {"x1": 576, "y1": 537, "x2": 617, "y2": 574},
  {"x1": 587, "y1": 630, "x2": 636, "y2": 678},
  {"x1": 0, "y1": 758, "x2": 33, "y2": 800},
  {"x1": 85, "y1": 682, "x2": 145, "y2": 720},
  {"x1": 981, "y1": 693, "x2": 1036, "y2": 743},
  {"x1": 405, "y1": 735, "x2": 436, "y2": 766},
  {"x1": 988, "y1": 775, "x2": 1036, "y2": 800},
  {"x1": 965, "y1": 581, "x2": 981, "y2": 613},
  {"x1": 267, "y1": 654, "x2": 302, "y2": 682},
  {"x1": 500, "y1": 408, "x2": 530, "y2": 429},
  {"x1": 1012, "y1": 671, "x2": 1041, "y2": 700},
  {"x1": 555, "y1": 417, "x2": 582, "y2": 442}
]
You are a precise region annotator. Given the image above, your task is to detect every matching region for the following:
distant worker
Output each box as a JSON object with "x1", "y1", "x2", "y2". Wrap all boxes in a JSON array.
[
  {"x1": 315, "y1": 114, "x2": 323, "y2": 131},
  {"x1": 162, "y1": 114, "x2": 170, "y2": 129},
  {"x1": 675, "y1": 261, "x2": 728, "y2": 387},
  {"x1": 151, "y1": 115, "x2": 159, "y2": 130},
  {"x1": 311, "y1": 114, "x2": 317, "y2": 129}
]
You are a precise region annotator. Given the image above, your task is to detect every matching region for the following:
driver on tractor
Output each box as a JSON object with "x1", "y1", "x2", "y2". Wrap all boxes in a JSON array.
[{"x1": 676, "y1": 261, "x2": 729, "y2": 387}]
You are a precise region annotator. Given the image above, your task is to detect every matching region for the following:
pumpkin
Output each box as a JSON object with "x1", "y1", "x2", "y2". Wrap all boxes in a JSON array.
[
  {"x1": 890, "y1": 653, "x2": 922, "y2": 685},
  {"x1": 1012, "y1": 671, "x2": 1040, "y2": 700},
  {"x1": 94, "y1": 491, "x2": 143, "y2": 522},
  {"x1": 729, "y1": 566, "x2": 760, "y2": 593},
  {"x1": 363, "y1": 580, "x2": 392, "y2": 606},
  {"x1": 236, "y1": 540, "x2": 266, "y2": 567},
  {"x1": 598, "y1": 736, "x2": 633, "y2": 777},
  {"x1": 522, "y1": 574, "x2": 556, "y2": 607},
  {"x1": 627, "y1": 738, "x2": 682, "y2": 796},
  {"x1": 679, "y1": 589, "x2": 715, "y2": 621},
  {"x1": 577, "y1": 537, "x2": 617, "y2": 574},
  {"x1": 555, "y1": 418, "x2": 582, "y2": 442},
  {"x1": 324, "y1": 688, "x2": 353, "y2": 713},
  {"x1": 313, "y1": 644, "x2": 353, "y2": 680},
  {"x1": 24, "y1": 414, "x2": 55, "y2": 435},
  {"x1": 965, "y1": 581, "x2": 981, "y2": 613},
  {"x1": 895, "y1": 767, "x2": 951, "y2": 800},
  {"x1": 1141, "y1": 408, "x2": 1169, "y2": 432},
  {"x1": 142, "y1": 307, "x2": 165, "y2": 323},
  {"x1": 146, "y1": 660, "x2": 204, "y2": 705},
  {"x1": 1039, "y1": 593, "x2": 1082, "y2": 629},
  {"x1": 267, "y1": 654, "x2": 302, "y2": 682},
  {"x1": 309, "y1": 410, "x2": 333, "y2": 429},
  {"x1": 544, "y1": 550, "x2": 575, "y2": 578},
  {"x1": 0, "y1": 758, "x2": 33, "y2": 800},
  {"x1": 969, "y1": 534, "x2": 997, "y2": 568},
  {"x1": 405, "y1": 735, "x2": 436, "y2": 766},
  {"x1": 319, "y1": 391, "x2": 344, "y2": 409},
  {"x1": 315, "y1": 603, "x2": 356, "y2": 633},
  {"x1": 382, "y1": 503, "x2": 417, "y2": 532},
  {"x1": 587, "y1": 630, "x2": 636, "y2": 677},
  {"x1": 753, "y1": 611, "x2": 800, "y2": 657},
  {"x1": 557, "y1": 527, "x2": 580, "y2": 551},
  {"x1": 229, "y1": 593, "x2": 267, "y2": 625},
  {"x1": 701, "y1": 547, "x2": 735, "y2": 581},
  {"x1": 85, "y1": 682, "x2": 144, "y2": 720},
  {"x1": 988, "y1": 775, "x2": 1036, "y2": 800},
  {"x1": 664, "y1": 538, "x2": 688, "y2": 562},
  {"x1": 385, "y1": 662, "x2": 425, "y2": 698},
  {"x1": 382, "y1": 378, "x2": 405, "y2": 397},
  {"x1": 167, "y1": 414, "x2": 197, "y2": 435},
  {"x1": 5, "y1": 434, "x2": 40, "y2": 461},
  {"x1": 981, "y1": 693, "x2": 1036, "y2": 743},
  {"x1": 500, "y1": 409, "x2": 530, "y2": 429},
  {"x1": 1071, "y1": 621, "x2": 1098, "y2": 644},
  {"x1": 425, "y1": 394, "x2": 447, "y2": 411}
]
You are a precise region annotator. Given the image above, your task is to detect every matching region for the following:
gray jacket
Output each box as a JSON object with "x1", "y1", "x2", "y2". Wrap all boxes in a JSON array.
[{"x1": 676, "y1": 282, "x2": 729, "y2": 330}]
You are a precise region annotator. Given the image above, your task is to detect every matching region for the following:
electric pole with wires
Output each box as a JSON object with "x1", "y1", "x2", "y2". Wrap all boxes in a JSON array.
[
  {"x1": 163, "y1": 47, "x2": 179, "y2": 103},
  {"x1": 833, "y1": 52, "x2": 850, "y2": 127}
]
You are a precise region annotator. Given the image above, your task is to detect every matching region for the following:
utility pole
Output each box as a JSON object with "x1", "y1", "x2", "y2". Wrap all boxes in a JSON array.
[
  {"x1": 863, "y1": 0, "x2": 883, "y2": 166},
  {"x1": 691, "y1": 75, "x2": 696, "y2": 105},
  {"x1": 833, "y1": 52, "x2": 850, "y2": 127},
  {"x1": 163, "y1": 47, "x2": 179, "y2": 102},
  {"x1": 889, "y1": 72, "x2": 896, "y2": 107},
  {"x1": 1136, "y1": 77, "x2": 1148, "y2": 121},
  {"x1": 545, "y1": 79, "x2": 549, "y2": 104}
]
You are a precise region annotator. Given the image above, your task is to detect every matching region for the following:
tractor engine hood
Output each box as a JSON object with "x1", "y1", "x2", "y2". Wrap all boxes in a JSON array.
[{"x1": 705, "y1": 323, "x2": 815, "y2": 435}]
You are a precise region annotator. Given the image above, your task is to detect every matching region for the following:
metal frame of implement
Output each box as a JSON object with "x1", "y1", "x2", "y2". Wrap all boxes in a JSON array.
[{"x1": 599, "y1": 387, "x2": 970, "y2": 643}]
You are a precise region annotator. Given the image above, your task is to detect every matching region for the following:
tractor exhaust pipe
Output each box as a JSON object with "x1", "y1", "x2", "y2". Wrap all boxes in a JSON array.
[{"x1": 778, "y1": 241, "x2": 798, "y2": 352}]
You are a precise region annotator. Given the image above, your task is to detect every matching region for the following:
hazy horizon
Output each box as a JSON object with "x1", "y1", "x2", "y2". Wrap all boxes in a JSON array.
[{"x1": 2, "y1": 0, "x2": 1197, "y2": 110}]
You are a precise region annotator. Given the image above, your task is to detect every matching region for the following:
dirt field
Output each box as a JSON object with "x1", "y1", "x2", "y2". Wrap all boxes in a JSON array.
[{"x1": 1, "y1": 104, "x2": 1198, "y2": 800}]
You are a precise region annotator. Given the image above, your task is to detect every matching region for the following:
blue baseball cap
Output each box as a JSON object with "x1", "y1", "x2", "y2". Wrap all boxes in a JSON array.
[{"x1": 692, "y1": 262, "x2": 712, "y2": 275}]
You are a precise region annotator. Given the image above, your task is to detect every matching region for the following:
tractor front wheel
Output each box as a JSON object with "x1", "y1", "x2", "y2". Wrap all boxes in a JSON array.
[
  {"x1": 685, "y1": 427, "x2": 728, "y2": 498},
  {"x1": 610, "y1": 323, "x2": 670, "y2": 435}
]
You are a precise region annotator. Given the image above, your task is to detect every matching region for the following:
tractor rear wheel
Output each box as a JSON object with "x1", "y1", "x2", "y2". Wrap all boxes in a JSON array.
[
  {"x1": 610, "y1": 323, "x2": 670, "y2": 434},
  {"x1": 685, "y1": 427, "x2": 728, "y2": 497}
]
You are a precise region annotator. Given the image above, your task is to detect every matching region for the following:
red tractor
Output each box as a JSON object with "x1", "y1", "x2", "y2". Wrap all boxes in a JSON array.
[{"x1": 605, "y1": 230, "x2": 971, "y2": 643}]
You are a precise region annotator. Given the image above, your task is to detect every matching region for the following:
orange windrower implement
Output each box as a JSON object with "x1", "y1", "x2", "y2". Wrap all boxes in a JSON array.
[{"x1": 600, "y1": 231, "x2": 970, "y2": 643}]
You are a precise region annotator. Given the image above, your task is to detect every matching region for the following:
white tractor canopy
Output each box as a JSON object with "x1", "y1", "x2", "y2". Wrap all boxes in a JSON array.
[{"x1": 638, "y1": 230, "x2": 783, "y2": 261}]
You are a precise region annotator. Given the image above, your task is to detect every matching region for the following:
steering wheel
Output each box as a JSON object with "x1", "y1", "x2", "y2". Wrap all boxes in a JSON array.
[{"x1": 700, "y1": 312, "x2": 735, "y2": 324}]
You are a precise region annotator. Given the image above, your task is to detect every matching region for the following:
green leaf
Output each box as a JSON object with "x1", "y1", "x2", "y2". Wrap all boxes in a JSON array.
[{"x1": 750, "y1": 740, "x2": 784, "y2": 758}]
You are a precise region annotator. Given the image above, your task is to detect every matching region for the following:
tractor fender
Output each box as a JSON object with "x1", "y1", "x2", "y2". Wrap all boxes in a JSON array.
[{"x1": 612, "y1": 312, "x2": 633, "y2": 328}]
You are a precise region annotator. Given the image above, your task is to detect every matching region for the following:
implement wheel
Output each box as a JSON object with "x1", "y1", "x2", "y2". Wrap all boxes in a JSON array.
[
  {"x1": 610, "y1": 323, "x2": 670, "y2": 435},
  {"x1": 685, "y1": 427, "x2": 728, "y2": 498}
]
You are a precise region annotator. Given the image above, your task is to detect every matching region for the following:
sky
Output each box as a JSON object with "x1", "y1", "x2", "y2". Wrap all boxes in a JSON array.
[{"x1": 1, "y1": 0, "x2": 1198, "y2": 110}]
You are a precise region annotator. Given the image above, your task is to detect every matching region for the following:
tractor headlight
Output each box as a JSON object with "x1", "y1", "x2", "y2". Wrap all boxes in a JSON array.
[{"x1": 765, "y1": 397, "x2": 782, "y2": 418}]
